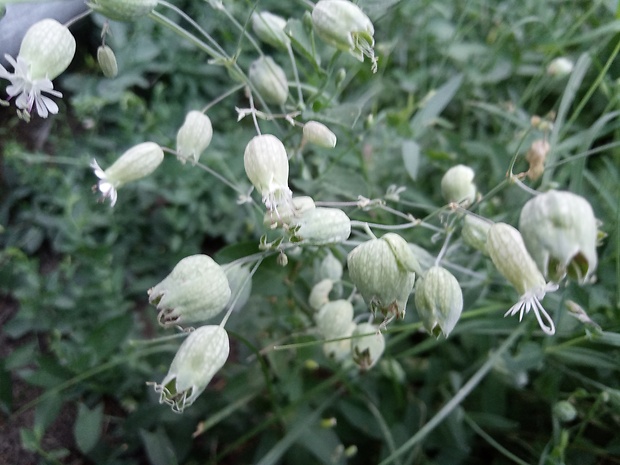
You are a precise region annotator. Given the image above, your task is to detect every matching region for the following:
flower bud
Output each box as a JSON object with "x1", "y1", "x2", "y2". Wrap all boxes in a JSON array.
[
  {"x1": 176, "y1": 111, "x2": 213, "y2": 164},
  {"x1": 414, "y1": 266, "x2": 463, "y2": 338},
  {"x1": 264, "y1": 196, "x2": 315, "y2": 228},
  {"x1": 519, "y1": 190, "x2": 598, "y2": 283},
  {"x1": 251, "y1": 11, "x2": 291, "y2": 49},
  {"x1": 97, "y1": 45, "x2": 118, "y2": 78},
  {"x1": 487, "y1": 223, "x2": 558, "y2": 335},
  {"x1": 312, "y1": 0, "x2": 377, "y2": 72},
  {"x1": 441, "y1": 164, "x2": 476, "y2": 206},
  {"x1": 150, "y1": 325, "x2": 229, "y2": 412},
  {"x1": 351, "y1": 323, "x2": 384, "y2": 370},
  {"x1": 461, "y1": 215, "x2": 492, "y2": 254},
  {"x1": 88, "y1": 0, "x2": 158, "y2": 21},
  {"x1": 317, "y1": 252, "x2": 343, "y2": 282},
  {"x1": 290, "y1": 207, "x2": 351, "y2": 245},
  {"x1": 525, "y1": 139, "x2": 550, "y2": 181},
  {"x1": 244, "y1": 134, "x2": 291, "y2": 210},
  {"x1": 309, "y1": 278, "x2": 333, "y2": 311},
  {"x1": 322, "y1": 322, "x2": 354, "y2": 362},
  {"x1": 224, "y1": 263, "x2": 252, "y2": 313},
  {"x1": 302, "y1": 121, "x2": 337, "y2": 148},
  {"x1": 148, "y1": 255, "x2": 231, "y2": 328},
  {"x1": 547, "y1": 57, "x2": 574, "y2": 77},
  {"x1": 91, "y1": 142, "x2": 164, "y2": 206},
  {"x1": 19, "y1": 19, "x2": 76, "y2": 80},
  {"x1": 248, "y1": 56, "x2": 288, "y2": 105},
  {"x1": 553, "y1": 400, "x2": 577, "y2": 423},
  {"x1": 316, "y1": 299, "x2": 354, "y2": 339},
  {"x1": 347, "y1": 233, "x2": 420, "y2": 320}
]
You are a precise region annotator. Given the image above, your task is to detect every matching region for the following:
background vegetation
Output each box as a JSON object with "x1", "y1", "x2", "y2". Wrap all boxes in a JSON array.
[{"x1": 1, "y1": 0, "x2": 619, "y2": 464}]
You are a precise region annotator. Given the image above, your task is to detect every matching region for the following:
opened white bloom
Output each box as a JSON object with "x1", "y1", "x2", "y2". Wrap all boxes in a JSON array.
[
  {"x1": 0, "y1": 19, "x2": 76, "y2": 119},
  {"x1": 92, "y1": 142, "x2": 164, "y2": 207},
  {"x1": 487, "y1": 222, "x2": 558, "y2": 335}
]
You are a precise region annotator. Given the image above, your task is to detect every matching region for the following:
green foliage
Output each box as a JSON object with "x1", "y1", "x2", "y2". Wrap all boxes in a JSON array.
[{"x1": 1, "y1": 0, "x2": 619, "y2": 464}]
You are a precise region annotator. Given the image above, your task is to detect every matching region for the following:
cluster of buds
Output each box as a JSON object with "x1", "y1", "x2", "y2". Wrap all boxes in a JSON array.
[
  {"x1": 0, "y1": 19, "x2": 76, "y2": 119},
  {"x1": 347, "y1": 233, "x2": 421, "y2": 322},
  {"x1": 311, "y1": 0, "x2": 378, "y2": 73}
]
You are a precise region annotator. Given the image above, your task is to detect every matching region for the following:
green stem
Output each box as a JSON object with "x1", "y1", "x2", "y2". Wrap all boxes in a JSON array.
[{"x1": 378, "y1": 325, "x2": 526, "y2": 465}]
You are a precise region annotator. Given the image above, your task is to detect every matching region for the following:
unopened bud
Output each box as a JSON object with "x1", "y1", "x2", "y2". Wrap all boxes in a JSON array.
[
  {"x1": 176, "y1": 111, "x2": 213, "y2": 164},
  {"x1": 441, "y1": 164, "x2": 476, "y2": 206},
  {"x1": 414, "y1": 266, "x2": 463, "y2": 338},
  {"x1": 150, "y1": 325, "x2": 229, "y2": 413},
  {"x1": 251, "y1": 11, "x2": 290, "y2": 49},
  {"x1": 461, "y1": 215, "x2": 492, "y2": 254},
  {"x1": 547, "y1": 57, "x2": 574, "y2": 77},
  {"x1": 317, "y1": 252, "x2": 343, "y2": 282},
  {"x1": 347, "y1": 233, "x2": 420, "y2": 320},
  {"x1": 248, "y1": 56, "x2": 288, "y2": 105},
  {"x1": 97, "y1": 45, "x2": 118, "y2": 78},
  {"x1": 302, "y1": 121, "x2": 337, "y2": 148},
  {"x1": 553, "y1": 401, "x2": 577, "y2": 422},
  {"x1": 351, "y1": 323, "x2": 384, "y2": 370},
  {"x1": 89, "y1": 0, "x2": 158, "y2": 21},
  {"x1": 316, "y1": 299, "x2": 354, "y2": 339},
  {"x1": 309, "y1": 278, "x2": 333, "y2": 311},
  {"x1": 148, "y1": 255, "x2": 231, "y2": 328},
  {"x1": 290, "y1": 207, "x2": 351, "y2": 245},
  {"x1": 519, "y1": 190, "x2": 598, "y2": 283},
  {"x1": 224, "y1": 263, "x2": 252, "y2": 313},
  {"x1": 322, "y1": 323, "x2": 354, "y2": 362}
]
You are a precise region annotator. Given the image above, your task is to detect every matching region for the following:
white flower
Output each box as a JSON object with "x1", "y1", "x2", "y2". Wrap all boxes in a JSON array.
[
  {"x1": 0, "y1": 55, "x2": 62, "y2": 118},
  {"x1": 91, "y1": 159, "x2": 118, "y2": 207},
  {"x1": 504, "y1": 282, "x2": 558, "y2": 336}
]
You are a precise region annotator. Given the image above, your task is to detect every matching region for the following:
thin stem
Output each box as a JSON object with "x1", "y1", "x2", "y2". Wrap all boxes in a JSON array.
[
  {"x1": 435, "y1": 229, "x2": 453, "y2": 266},
  {"x1": 64, "y1": 8, "x2": 92, "y2": 27},
  {"x1": 287, "y1": 43, "x2": 305, "y2": 108},
  {"x1": 463, "y1": 414, "x2": 531, "y2": 465},
  {"x1": 202, "y1": 83, "x2": 245, "y2": 113},
  {"x1": 219, "y1": 258, "x2": 263, "y2": 327},
  {"x1": 378, "y1": 325, "x2": 526, "y2": 465}
]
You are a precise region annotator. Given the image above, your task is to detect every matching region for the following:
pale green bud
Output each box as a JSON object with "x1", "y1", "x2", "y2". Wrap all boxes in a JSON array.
[
  {"x1": 322, "y1": 323, "x2": 354, "y2": 362},
  {"x1": 19, "y1": 19, "x2": 76, "y2": 80},
  {"x1": 553, "y1": 400, "x2": 577, "y2": 422},
  {"x1": 379, "y1": 358, "x2": 406, "y2": 384},
  {"x1": 487, "y1": 223, "x2": 558, "y2": 335},
  {"x1": 248, "y1": 56, "x2": 289, "y2": 105},
  {"x1": 148, "y1": 255, "x2": 231, "y2": 328},
  {"x1": 243, "y1": 134, "x2": 292, "y2": 210},
  {"x1": 176, "y1": 111, "x2": 213, "y2": 164},
  {"x1": 351, "y1": 323, "x2": 384, "y2": 370},
  {"x1": 89, "y1": 0, "x2": 158, "y2": 21},
  {"x1": 290, "y1": 207, "x2": 351, "y2": 245},
  {"x1": 97, "y1": 45, "x2": 118, "y2": 78},
  {"x1": 316, "y1": 299, "x2": 354, "y2": 339},
  {"x1": 302, "y1": 121, "x2": 337, "y2": 148},
  {"x1": 547, "y1": 57, "x2": 574, "y2": 77},
  {"x1": 91, "y1": 142, "x2": 164, "y2": 206},
  {"x1": 312, "y1": 0, "x2": 377, "y2": 72},
  {"x1": 224, "y1": 263, "x2": 252, "y2": 313},
  {"x1": 414, "y1": 266, "x2": 463, "y2": 338},
  {"x1": 317, "y1": 252, "x2": 343, "y2": 282},
  {"x1": 441, "y1": 164, "x2": 476, "y2": 206},
  {"x1": 309, "y1": 278, "x2": 333, "y2": 311},
  {"x1": 151, "y1": 325, "x2": 229, "y2": 413},
  {"x1": 519, "y1": 190, "x2": 598, "y2": 283},
  {"x1": 264, "y1": 196, "x2": 315, "y2": 228},
  {"x1": 251, "y1": 11, "x2": 290, "y2": 49},
  {"x1": 347, "y1": 233, "x2": 420, "y2": 319},
  {"x1": 461, "y1": 215, "x2": 492, "y2": 254}
]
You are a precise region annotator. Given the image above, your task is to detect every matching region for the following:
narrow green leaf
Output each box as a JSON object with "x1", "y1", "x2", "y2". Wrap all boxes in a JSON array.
[
  {"x1": 401, "y1": 139, "x2": 420, "y2": 181},
  {"x1": 410, "y1": 74, "x2": 463, "y2": 137},
  {"x1": 74, "y1": 402, "x2": 104, "y2": 454},
  {"x1": 34, "y1": 396, "x2": 62, "y2": 439},
  {"x1": 285, "y1": 18, "x2": 320, "y2": 69},
  {"x1": 140, "y1": 428, "x2": 178, "y2": 465},
  {"x1": 550, "y1": 347, "x2": 620, "y2": 371}
]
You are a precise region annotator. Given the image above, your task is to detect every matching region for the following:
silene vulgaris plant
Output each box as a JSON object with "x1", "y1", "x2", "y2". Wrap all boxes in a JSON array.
[{"x1": 2, "y1": 0, "x2": 613, "y2": 461}]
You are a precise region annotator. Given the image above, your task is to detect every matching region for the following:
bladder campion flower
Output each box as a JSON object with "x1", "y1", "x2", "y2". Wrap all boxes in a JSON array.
[
  {"x1": 0, "y1": 19, "x2": 76, "y2": 119},
  {"x1": 91, "y1": 142, "x2": 164, "y2": 207},
  {"x1": 351, "y1": 323, "x2": 385, "y2": 370},
  {"x1": 519, "y1": 190, "x2": 598, "y2": 283},
  {"x1": 251, "y1": 11, "x2": 290, "y2": 49},
  {"x1": 311, "y1": 0, "x2": 377, "y2": 72},
  {"x1": 302, "y1": 121, "x2": 337, "y2": 148},
  {"x1": 441, "y1": 164, "x2": 477, "y2": 206},
  {"x1": 248, "y1": 56, "x2": 289, "y2": 106},
  {"x1": 487, "y1": 222, "x2": 558, "y2": 335},
  {"x1": 150, "y1": 325, "x2": 229, "y2": 413},
  {"x1": 289, "y1": 207, "x2": 351, "y2": 245},
  {"x1": 414, "y1": 266, "x2": 463, "y2": 338},
  {"x1": 176, "y1": 111, "x2": 213, "y2": 164},
  {"x1": 148, "y1": 254, "x2": 231, "y2": 328}
]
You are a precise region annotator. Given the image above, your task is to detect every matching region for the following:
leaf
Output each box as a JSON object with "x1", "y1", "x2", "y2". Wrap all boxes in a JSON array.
[
  {"x1": 86, "y1": 314, "x2": 133, "y2": 361},
  {"x1": 0, "y1": 361, "x2": 12, "y2": 414},
  {"x1": 74, "y1": 402, "x2": 104, "y2": 454},
  {"x1": 140, "y1": 428, "x2": 178, "y2": 465},
  {"x1": 401, "y1": 139, "x2": 420, "y2": 181},
  {"x1": 410, "y1": 74, "x2": 463, "y2": 137},
  {"x1": 285, "y1": 19, "x2": 320, "y2": 69},
  {"x1": 34, "y1": 396, "x2": 63, "y2": 439},
  {"x1": 550, "y1": 347, "x2": 620, "y2": 371}
]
